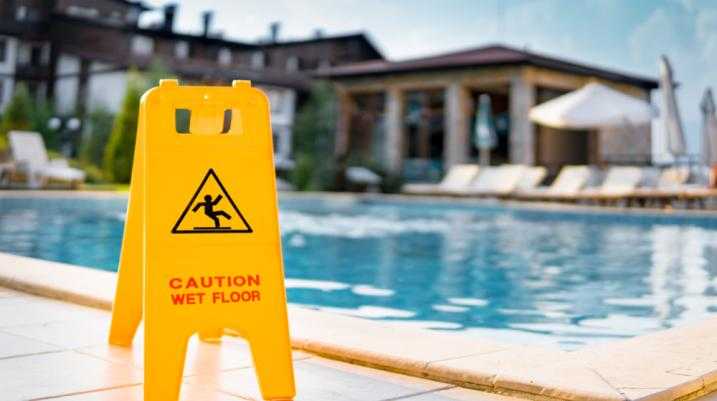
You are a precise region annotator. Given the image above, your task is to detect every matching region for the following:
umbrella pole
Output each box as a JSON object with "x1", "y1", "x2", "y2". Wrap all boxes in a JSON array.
[{"x1": 479, "y1": 148, "x2": 491, "y2": 166}]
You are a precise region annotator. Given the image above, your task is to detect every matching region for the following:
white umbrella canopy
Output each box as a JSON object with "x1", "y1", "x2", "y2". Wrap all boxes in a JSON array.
[
  {"x1": 700, "y1": 88, "x2": 717, "y2": 166},
  {"x1": 529, "y1": 82, "x2": 655, "y2": 129}
]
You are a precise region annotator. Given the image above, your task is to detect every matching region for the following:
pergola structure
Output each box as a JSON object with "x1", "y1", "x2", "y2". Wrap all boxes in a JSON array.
[{"x1": 319, "y1": 45, "x2": 659, "y2": 181}]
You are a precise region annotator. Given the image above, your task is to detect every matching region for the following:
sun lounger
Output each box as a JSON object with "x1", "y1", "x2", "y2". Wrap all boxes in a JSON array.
[
  {"x1": 515, "y1": 166, "x2": 547, "y2": 191},
  {"x1": 624, "y1": 167, "x2": 688, "y2": 207},
  {"x1": 658, "y1": 166, "x2": 690, "y2": 188},
  {"x1": 577, "y1": 166, "x2": 643, "y2": 203},
  {"x1": 514, "y1": 165, "x2": 592, "y2": 201},
  {"x1": 8, "y1": 130, "x2": 86, "y2": 189},
  {"x1": 402, "y1": 164, "x2": 480, "y2": 195},
  {"x1": 627, "y1": 167, "x2": 717, "y2": 208},
  {"x1": 454, "y1": 164, "x2": 526, "y2": 197}
]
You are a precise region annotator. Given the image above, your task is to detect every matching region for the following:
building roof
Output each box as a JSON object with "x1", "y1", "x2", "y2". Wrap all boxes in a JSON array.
[
  {"x1": 108, "y1": 0, "x2": 151, "y2": 11},
  {"x1": 318, "y1": 44, "x2": 658, "y2": 90},
  {"x1": 260, "y1": 32, "x2": 384, "y2": 60}
]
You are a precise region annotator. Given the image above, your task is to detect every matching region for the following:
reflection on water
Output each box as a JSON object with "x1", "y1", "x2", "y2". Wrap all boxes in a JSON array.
[{"x1": 1, "y1": 196, "x2": 716, "y2": 349}]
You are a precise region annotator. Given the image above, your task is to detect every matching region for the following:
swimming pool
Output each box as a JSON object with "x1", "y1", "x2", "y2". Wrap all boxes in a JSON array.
[{"x1": 1, "y1": 194, "x2": 716, "y2": 349}]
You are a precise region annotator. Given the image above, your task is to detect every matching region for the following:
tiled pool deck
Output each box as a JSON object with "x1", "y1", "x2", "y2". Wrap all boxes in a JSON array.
[
  {"x1": 0, "y1": 286, "x2": 517, "y2": 401},
  {"x1": 2, "y1": 252, "x2": 717, "y2": 401}
]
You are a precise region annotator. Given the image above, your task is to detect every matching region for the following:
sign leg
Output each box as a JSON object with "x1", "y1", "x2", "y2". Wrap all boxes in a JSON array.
[
  {"x1": 109, "y1": 119, "x2": 145, "y2": 346},
  {"x1": 246, "y1": 327, "x2": 295, "y2": 401},
  {"x1": 109, "y1": 182, "x2": 143, "y2": 345},
  {"x1": 144, "y1": 326, "x2": 190, "y2": 401}
]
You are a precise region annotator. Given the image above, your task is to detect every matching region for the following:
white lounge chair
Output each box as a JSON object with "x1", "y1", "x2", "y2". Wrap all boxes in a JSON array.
[
  {"x1": 402, "y1": 164, "x2": 480, "y2": 195},
  {"x1": 460, "y1": 164, "x2": 526, "y2": 197},
  {"x1": 515, "y1": 165, "x2": 592, "y2": 201},
  {"x1": 657, "y1": 166, "x2": 690, "y2": 188},
  {"x1": 8, "y1": 130, "x2": 85, "y2": 189},
  {"x1": 515, "y1": 166, "x2": 548, "y2": 191},
  {"x1": 628, "y1": 166, "x2": 717, "y2": 208},
  {"x1": 578, "y1": 166, "x2": 643, "y2": 200}
]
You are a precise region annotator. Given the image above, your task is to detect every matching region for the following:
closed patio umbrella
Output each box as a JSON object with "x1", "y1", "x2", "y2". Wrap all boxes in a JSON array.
[
  {"x1": 659, "y1": 55, "x2": 687, "y2": 159},
  {"x1": 474, "y1": 94, "x2": 497, "y2": 166},
  {"x1": 700, "y1": 88, "x2": 717, "y2": 164},
  {"x1": 529, "y1": 82, "x2": 654, "y2": 129},
  {"x1": 700, "y1": 88, "x2": 717, "y2": 186}
]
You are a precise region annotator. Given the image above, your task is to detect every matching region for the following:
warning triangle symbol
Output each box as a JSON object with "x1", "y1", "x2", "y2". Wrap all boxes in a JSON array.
[{"x1": 171, "y1": 169, "x2": 253, "y2": 234}]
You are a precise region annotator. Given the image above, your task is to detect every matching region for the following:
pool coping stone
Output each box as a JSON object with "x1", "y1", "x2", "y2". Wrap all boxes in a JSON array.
[
  {"x1": 1, "y1": 189, "x2": 716, "y2": 218},
  {"x1": 1, "y1": 251, "x2": 716, "y2": 401}
]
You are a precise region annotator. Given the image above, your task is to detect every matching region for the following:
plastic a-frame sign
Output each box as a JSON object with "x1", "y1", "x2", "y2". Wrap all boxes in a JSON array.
[{"x1": 108, "y1": 80, "x2": 295, "y2": 401}]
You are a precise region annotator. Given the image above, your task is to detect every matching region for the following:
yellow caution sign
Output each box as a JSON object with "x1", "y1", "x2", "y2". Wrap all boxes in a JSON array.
[{"x1": 109, "y1": 80, "x2": 295, "y2": 401}]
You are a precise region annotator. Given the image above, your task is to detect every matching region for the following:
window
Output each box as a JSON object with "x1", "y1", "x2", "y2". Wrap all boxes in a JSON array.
[
  {"x1": 218, "y1": 47, "x2": 231, "y2": 65},
  {"x1": 66, "y1": 5, "x2": 99, "y2": 19},
  {"x1": 30, "y1": 44, "x2": 42, "y2": 66},
  {"x1": 0, "y1": 39, "x2": 6, "y2": 63},
  {"x1": 174, "y1": 41, "x2": 189, "y2": 59},
  {"x1": 272, "y1": 126, "x2": 281, "y2": 155},
  {"x1": 131, "y1": 35, "x2": 154, "y2": 56},
  {"x1": 17, "y1": 44, "x2": 28, "y2": 64},
  {"x1": 15, "y1": 5, "x2": 27, "y2": 21},
  {"x1": 16, "y1": 43, "x2": 46, "y2": 66},
  {"x1": 267, "y1": 90, "x2": 283, "y2": 113},
  {"x1": 286, "y1": 56, "x2": 299, "y2": 72},
  {"x1": 250, "y1": 51, "x2": 264, "y2": 69},
  {"x1": 126, "y1": 9, "x2": 139, "y2": 24}
]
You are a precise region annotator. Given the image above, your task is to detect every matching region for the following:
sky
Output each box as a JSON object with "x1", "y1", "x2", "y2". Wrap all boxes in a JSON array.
[{"x1": 141, "y1": 0, "x2": 717, "y2": 156}]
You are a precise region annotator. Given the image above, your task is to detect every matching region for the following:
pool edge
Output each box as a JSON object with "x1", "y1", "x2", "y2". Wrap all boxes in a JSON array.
[
  {"x1": 2, "y1": 189, "x2": 717, "y2": 219},
  {"x1": 1, "y1": 251, "x2": 716, "y2": 401}
]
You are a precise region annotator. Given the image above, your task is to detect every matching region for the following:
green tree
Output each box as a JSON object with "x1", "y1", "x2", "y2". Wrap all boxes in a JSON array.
[
  {"x1": 103, "y1": 73, "x2": 143, "y2": 183},
  {"x1": 143, "y1": 58, "x2": 175, "y2": 90},
  {"x1": 30, "y1": 97, "x2": 57, "y2": 150},
  {"x1": 101, "y1": 59, "x2": 174, "y2": 183},
  {"x1": 0, "y1": 84, "x2": 33, "y2": 150},
  {"x1": 291, "y1": 81, "x2": 337, "y2": 190},
  {"x1": 80, "y1": 106, "x2": 114, "y2": 167}
]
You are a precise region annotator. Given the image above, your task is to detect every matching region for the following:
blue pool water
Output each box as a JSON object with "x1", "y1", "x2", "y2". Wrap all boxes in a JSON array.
[{"x1": 1, "y1": 195, "x2": 717, "y2": 349}]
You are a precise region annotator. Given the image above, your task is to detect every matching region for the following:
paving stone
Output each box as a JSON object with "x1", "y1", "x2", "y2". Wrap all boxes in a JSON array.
[
  {"x1": 78, "y1": 335, "x2": 264, "y2": 376},
  {"x1": 0, "y1": 287, "x2": 22, "y2": 298},
  {"x1": 427, "y1": 345, "x2": 567, "y2": 387},
  {"x1": 0, "y1": 296, "x2": 106, "y2": 328},
  {"x1": 188, "y1": 357, "x2": 451, "y2": 401},
  {"x1": 29, "y1": 383, "x2": 245, "y2": 400},
  {"x1": 401, "y1": 387, "x2": 527, "y2": 400},
  {"x1": 3, "y1": 315, "x2": 111, "y2": 349},
  {"x1": 289, "y1": 306, "x2": 507, "y2": 374},
  {"x1": 0, "y1": 351, "x2": 141, "y2": 401},
  {"x1": 695, "y1": 390, "x2": 717, "y2": 401},
  {"x1": 0, "y1": 330, "x2": 61, "y2": 358}
]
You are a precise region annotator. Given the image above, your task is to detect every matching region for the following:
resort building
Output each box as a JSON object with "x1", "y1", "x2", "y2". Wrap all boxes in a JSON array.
[
  {"x1": 320, "y1": 45, "x2": 659, "y2": 181},
  {"x1": 0, "y1": 0, "x2": 383, "y2": 166}
]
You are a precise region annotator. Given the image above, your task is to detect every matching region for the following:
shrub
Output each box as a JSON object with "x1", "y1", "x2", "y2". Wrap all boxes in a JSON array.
[
  {"x1": 290, "y1": 154, "x2": 315, "y2": 191},
  {"x1": 291, "y1": 81, "x2": 337, "y2": 190},
  {"x1": 0, "y1": 84, "x2": 33, "y2": 150},
  {"x1": 80, "y1": 106, "x2": 114, "y2": 167},
  {"x1": 103, "y1": 73, "x2": 143, "y2": 183},
  {"x1": 29, "y1": 97, "x2": 58, "y2": 150}
]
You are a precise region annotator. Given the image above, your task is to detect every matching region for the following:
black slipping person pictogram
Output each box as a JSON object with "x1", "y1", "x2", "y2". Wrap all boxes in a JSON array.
[
  {"x1": 171, "y1": 168, "x2": 253, "y2": 234},
  {"x1": 192, "y1": 194, "x2": 232, "y2": 229}
]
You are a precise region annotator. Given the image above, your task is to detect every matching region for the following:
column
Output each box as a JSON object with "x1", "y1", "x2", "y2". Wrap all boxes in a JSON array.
[
  {"x1": 509, "y1": 75, "x2": 536, "y2": 165},
  {"x1": 334, "y1": 88, "x2": 353, "y2": 159},
  {"x1": 384, "y1": 86, "x2": 404, "y2": 174},
  {"x1": 444, "y1": 83, "x2": 471, "y2": 168}
]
